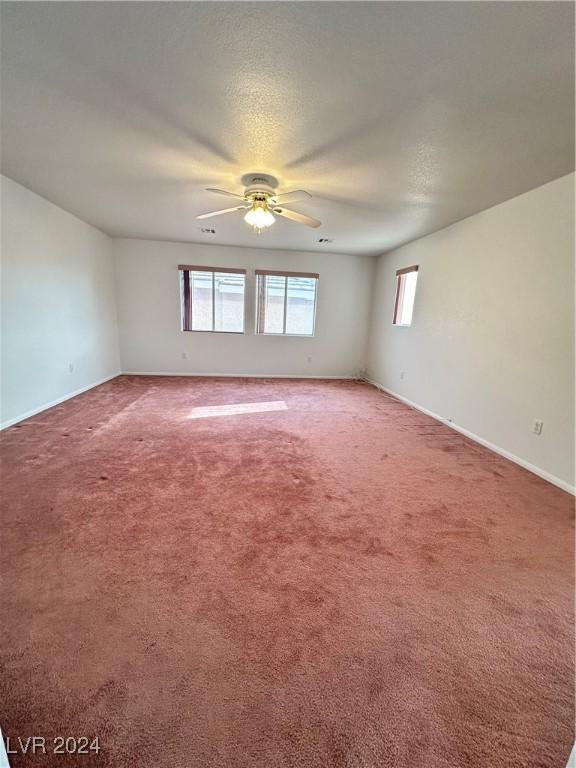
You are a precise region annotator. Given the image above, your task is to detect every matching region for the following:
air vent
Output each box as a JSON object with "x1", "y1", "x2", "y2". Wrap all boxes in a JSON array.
[
  {"x1": 318, "y1": 238, "x2": 333, "y2": 244},
  {"x1": 200, "y1": 227, "x2": 216, "y2": 235}
]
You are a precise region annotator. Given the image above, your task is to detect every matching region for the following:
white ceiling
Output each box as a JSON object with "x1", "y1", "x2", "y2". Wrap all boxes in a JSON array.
[{"x1": 1, "y1": 2, "x2": 574, "y2": 256}]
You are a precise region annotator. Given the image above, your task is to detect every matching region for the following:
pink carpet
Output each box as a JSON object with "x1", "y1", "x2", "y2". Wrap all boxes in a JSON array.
[{"x1": 0, "y1": 376, "x2": 573, "y2": 767}]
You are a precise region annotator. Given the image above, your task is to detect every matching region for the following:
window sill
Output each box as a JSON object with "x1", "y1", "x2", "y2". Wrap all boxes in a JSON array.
[
  {"x1": 256, "y1": 333, "x2": 315, "y2": 338},
  {"x1": 182, "y1": 329, "x2": 245, "y2": 334}
]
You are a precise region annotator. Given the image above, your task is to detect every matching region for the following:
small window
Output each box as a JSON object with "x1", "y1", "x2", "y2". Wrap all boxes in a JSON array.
[
  {"x1": 393, "y1": 266, "x2": 418, "y2": 326},
  {"x1": 179, "y1": 265, "x2": 246, "y2": 333},
  {"x1": 256, "y1": 270, "x2": 318, "y2": 336}
]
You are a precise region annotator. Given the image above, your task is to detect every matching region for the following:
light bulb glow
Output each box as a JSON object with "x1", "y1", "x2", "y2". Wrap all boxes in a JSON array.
[{"x1": 244, "y1": 202, "x2": 275, "y2": 230}]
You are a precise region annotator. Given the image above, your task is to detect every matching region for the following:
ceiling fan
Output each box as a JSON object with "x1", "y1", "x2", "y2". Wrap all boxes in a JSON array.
[{"x1": 196, "y1": 173, "x2": 321, "y2": 232}]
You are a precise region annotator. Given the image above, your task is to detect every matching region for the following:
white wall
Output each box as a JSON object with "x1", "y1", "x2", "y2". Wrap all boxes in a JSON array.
[
  {"x1": 1, "y1": 175, "x2": 120, "y2": 426},
  {"x1": 366, "y1": 173, "x2": 575, "y2": 491},
  {"x1": 114, "y1": 239, "x2": 373, "y2": 378}
]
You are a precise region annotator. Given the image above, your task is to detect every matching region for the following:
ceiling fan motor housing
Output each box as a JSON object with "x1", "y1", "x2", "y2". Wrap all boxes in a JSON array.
[{"x1": 243, "y1": 174, "x2": 279, "y2": 203}]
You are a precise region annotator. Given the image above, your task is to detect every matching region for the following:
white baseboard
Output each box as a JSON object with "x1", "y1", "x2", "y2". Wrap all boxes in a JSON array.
[
  {"x1": 363, "y1": 377, "x2": 575, "y2": 496},
  {"x1": 123, "y1": 371, "x2": 358, "y2": 380},
  {"x1": 0, "y1": 372, "x2": 121, "y2": 430}
]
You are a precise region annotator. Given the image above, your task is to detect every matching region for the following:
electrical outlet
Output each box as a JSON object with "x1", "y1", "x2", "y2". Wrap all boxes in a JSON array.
[
  {"x1": 307, "y1": 355, "x2": 312, "y2": 363},
  {"x1": 400, "y1": 371, "x2": 405, "y2": 380},
  {"x1": 68, "y1": 363, "x2": 74, "y2": 373},
  {"x1": 181, "y1": 352, "x2": 188, "y2": 360},
  {"x1": 532, "y1": 419, "x2": 544, "y2": 436}
]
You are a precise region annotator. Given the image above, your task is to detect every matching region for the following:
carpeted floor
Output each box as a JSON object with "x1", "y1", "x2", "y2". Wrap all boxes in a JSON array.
[{"x1": 0, "y1": 376, "x2": 573, "y2": 768}]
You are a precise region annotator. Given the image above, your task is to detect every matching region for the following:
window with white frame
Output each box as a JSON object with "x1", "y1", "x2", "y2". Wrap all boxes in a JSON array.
[
  {"x1": 179, "y1": 265, "x2": 246, "y2": 333},
  {"x1": 393, "y1": 266, "x2": 418, "y2": 326},
  {"x1": 255, "y1": 270, "x2": 318, "y2": 336}
]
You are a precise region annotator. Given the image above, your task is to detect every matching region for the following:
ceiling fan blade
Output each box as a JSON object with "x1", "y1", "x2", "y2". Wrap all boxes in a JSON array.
[
  {"x1": 196, "y1": 205, "x2": 248, "y2": 220},
  {"x1": 273, "y1": 190, "x2": 312, "y2": 204},
  {"x1": 205, "y1": 187, "x2": 246, "y2": 200},
  {"x1": 272, "y1": 206, "x2": 321, "y2": 228}
]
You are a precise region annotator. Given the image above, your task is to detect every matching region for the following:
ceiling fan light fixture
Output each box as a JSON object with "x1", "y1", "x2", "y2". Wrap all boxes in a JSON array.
[{"x1": 244, "y1": 202, "x2": 275, "y2": 231}]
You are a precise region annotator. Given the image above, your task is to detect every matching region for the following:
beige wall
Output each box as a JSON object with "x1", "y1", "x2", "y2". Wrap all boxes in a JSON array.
[
  {"x1": 114, "y1": 239, "x2": 374, "y2": 379},
  {"x1": 366, "y1": 173, "x2": 575, "y2": 491},
  {"x1": 1, "y1": 176, "x2": 120, "y2": 426}
]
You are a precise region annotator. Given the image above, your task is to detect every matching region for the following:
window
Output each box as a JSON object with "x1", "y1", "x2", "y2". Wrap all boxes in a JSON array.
[
  {"x1": 393, "y1": 265, "x2": 418, "y2": 326},
  {"x1": 256, "y1": 270, "x2": 318, "y2": 336},
  {"x1": 179, "y1": 265, "x2": 246, "y2": 333}
]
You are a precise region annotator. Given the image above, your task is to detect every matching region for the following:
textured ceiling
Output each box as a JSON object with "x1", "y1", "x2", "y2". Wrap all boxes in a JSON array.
[{"x1": 1, "y1": 1, "x2": 574, "y2": 256}]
